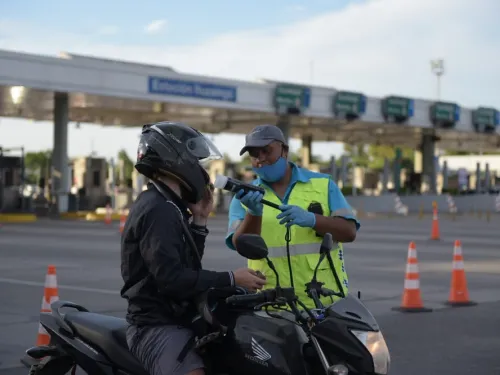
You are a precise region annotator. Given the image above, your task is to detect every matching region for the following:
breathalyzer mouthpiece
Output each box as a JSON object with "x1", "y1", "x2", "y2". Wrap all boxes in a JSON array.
[{"x1": 214, "y1": 175, "x2": 229, "y2": 190}]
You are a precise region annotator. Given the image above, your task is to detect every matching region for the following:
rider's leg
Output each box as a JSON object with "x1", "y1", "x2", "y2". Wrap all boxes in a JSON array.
[{"x1": 126, "y1": 324, "x2": 205, "y2": 375}]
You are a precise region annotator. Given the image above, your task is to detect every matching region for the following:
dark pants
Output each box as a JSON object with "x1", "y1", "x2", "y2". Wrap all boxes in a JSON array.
[{"x1": 126, "y1": 324, "x2": 204, "y2": 375}]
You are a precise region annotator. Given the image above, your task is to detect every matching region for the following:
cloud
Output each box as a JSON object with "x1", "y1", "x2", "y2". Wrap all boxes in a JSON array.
[
  {"x1": 144, "y1": 19, "x2": 167, "y2": 34},
  {"x1": 0, "y1": 0, "x2": 498, "y2": 109}
]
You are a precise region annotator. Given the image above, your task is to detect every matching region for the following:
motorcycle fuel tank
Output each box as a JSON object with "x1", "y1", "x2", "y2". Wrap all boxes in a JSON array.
[{"x1": 220, "y1": 312, "x2": 309, "y2": 375}]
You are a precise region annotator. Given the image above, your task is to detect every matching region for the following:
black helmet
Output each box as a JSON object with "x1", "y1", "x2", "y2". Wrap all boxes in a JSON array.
[{"x1": 135, "y1": 121, "x2": 222, "y2": 203}]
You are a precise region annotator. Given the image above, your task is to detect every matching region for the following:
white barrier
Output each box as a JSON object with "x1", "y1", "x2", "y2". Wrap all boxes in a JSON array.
[
  {"x1": 446, "y1": 194, "x2": 458, "y2": 213},
  {"x1": 394, "y1": 195, "x2": 408, "y2": 216}
]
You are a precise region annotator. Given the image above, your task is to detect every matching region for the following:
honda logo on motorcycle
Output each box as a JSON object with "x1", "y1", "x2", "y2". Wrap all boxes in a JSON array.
[{"x1": 245, "y1": 337, "x2": 271, "y2": 366}]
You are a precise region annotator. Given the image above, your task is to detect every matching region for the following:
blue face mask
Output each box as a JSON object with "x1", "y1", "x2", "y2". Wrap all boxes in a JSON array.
[{"x1": 252, "y1": 157, "x2": 288, "y2": 183}]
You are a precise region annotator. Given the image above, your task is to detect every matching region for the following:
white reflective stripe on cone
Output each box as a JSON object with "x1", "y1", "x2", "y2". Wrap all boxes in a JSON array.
[
  {"x1": 38, "y1": 323, "x2": 49, "y2": 335},
  {"x1": 452, "y1": 260, "x2": 464, "y2": 270},
  {"x1": 408, "y1": 249, "x2": 417, "y2": 259},
  {"x1": 41, "y1": 295, "x2": 59, "y2": 311},
  {"x1": 405, "y1": 264, "x2": 419, "y2": 273},
  {"x1": 45, "y1": 275, "x2": 58, "y2": 288},
  {"x1": 404, "y1": 279, "x2": 419, "y2": 290}
]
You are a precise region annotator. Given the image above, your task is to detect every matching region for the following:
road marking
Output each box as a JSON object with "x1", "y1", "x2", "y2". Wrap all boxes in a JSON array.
[{"x1": 0, "y1": 277, "x2": 118, "y2": 295}]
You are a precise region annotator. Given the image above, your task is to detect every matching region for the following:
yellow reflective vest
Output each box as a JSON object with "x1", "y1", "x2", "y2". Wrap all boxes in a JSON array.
[{"x1": 245, "y1": 175, "x2": 348, "y2": 309}]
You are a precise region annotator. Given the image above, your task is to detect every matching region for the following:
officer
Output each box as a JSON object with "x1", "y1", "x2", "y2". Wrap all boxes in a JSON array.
[
  {"x1": 121, "y1": 121, "x2": 267, "y2": 375},
  {"x1": 225, "y1": 124, "x2": 360, "y2": 308}
]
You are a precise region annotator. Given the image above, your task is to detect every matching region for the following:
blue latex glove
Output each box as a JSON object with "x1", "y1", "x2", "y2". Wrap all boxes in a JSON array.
[
  {"x1": 276, "y1": 204, "x2": 316, "y2": 228},
  {"x1": 236, "y1": 189, "x2": 264, "y2": 216}
]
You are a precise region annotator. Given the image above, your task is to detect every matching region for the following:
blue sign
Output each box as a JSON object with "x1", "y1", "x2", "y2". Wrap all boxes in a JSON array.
[{"x1": 148, "y1": 76, "x2": 237, "y2": 102}]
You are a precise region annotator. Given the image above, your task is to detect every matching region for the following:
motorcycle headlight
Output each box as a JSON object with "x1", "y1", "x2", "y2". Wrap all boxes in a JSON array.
[{"x1": 350, "y1": 330, "x2": 391, "y2": 375}]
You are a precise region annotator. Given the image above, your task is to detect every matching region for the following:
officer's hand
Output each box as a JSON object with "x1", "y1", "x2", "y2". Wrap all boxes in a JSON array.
[
  {"x1": 277, "y1": 204, "x2": 316, "y2": 228},
  {"x1": 233, "y1": 268, "x2": 267, "y2": 292},
  {"x1": 236, "y1": 190, "x2": 264, "y2": 216}
]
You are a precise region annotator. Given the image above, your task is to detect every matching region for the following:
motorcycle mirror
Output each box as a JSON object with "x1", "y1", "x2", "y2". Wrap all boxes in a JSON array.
[
  {"x1": 320, "y1": 233, "x2": 334, "y2": 254},
  {"x1": 235, "y1": 234, "x2": 269, "y2": 260}
]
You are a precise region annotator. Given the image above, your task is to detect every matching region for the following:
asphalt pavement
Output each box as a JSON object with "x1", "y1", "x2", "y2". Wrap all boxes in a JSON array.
[{"x1": 0, "y1": 213, "x2": 499, "y2": 375}]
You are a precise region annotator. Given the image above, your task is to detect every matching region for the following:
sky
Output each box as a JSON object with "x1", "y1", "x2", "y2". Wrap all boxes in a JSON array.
[{"x1": 0, "y1": 0, "x2": 499, "y2": 161}]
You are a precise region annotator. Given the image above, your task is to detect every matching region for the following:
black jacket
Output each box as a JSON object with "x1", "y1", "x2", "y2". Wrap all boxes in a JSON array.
[{"x1": 120, "y1": 182, "x2": 234, "y2": 327}]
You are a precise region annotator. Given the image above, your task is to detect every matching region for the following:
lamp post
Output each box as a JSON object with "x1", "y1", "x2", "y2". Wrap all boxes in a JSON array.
[
  {"x1": 430, "y1": 59, "x2": 444, "y2": 100},
  {"x1": 429, "y1": 59, "x2": 445, "y2": 194}
]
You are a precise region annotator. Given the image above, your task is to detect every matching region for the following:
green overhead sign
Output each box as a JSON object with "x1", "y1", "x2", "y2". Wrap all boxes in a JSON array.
[
  {"x1": 472, "y1": 107, "x2": 499, "y2": 127},
  {"x1": 430, "y1": 101, "x2": 460, "y2": 125},
  {"x1": 381, "y1": 96, "x2": 414, "y2": 119},
  {"x1": 273, "y1": 84, "x2": 311, "y2": 114},
  {"x1": 333, "y1": 91, "x2": 366, "y2": 118}
]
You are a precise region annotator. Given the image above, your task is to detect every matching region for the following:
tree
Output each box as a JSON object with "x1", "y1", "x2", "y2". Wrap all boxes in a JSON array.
[
  {"x1": 24, "y1": 150, "x2": 52, "y2": 184},
  {"x1": 343, "y1": 144, "x2": 414, "y2": 171},
  {"x1": 116, "y1": 149, "x2": 134, "y2": 186},
  {"x1": 343, "y1": 144, "x2": 370, "y2": 167},
  {"x1": 223, "y1": 153, "x2": 233, "y2": 163}
]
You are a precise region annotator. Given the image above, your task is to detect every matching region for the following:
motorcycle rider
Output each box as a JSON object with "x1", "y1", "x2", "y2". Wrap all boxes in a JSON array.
[
  {"x1": 120, "y1": 121, "x2": 267, "y2": 375},
  {"x1": 225, "y1": 124, "x2": 360, "y2": 307}
]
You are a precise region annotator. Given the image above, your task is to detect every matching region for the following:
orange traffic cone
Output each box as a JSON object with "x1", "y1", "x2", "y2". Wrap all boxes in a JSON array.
[
  {"x1": 445, "y1": 240, "x2": 477, "y2": 307},
  {"x1": 119, "y1": 212, "x2": 126, "y2": 234},
  {"x1": 392, "y1": 242, "x2": 432, "y2": 313},
  {"x1": 21, "y1": 265, "x2": 60, "y2": 366},
  {"x1": 37, "y1": 265, "x2": 60, "y2": 345},
  {"x1": 430, "y1": 201, "x2": 440, "y2": 240},
  {"x1": 104, "y1": 203, "x2": 112, "y2": 225}
]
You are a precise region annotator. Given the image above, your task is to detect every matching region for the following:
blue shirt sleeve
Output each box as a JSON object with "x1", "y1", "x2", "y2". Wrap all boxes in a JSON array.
[
  {"x1": 225, "y1": 196, "x2": 247, "y2": 250},
  {"x1": 328, "y1": 179, "x2": 360, "y2": 231}
]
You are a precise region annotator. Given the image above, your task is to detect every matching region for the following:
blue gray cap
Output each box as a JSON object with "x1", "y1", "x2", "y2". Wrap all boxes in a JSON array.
[{"x1": 239, "y1": 125, "x2": 288, "y2": 156}]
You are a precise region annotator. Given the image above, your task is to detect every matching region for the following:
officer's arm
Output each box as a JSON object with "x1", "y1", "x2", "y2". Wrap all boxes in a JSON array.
[
  {"x1": 140, "y1": 203, "x2": 234, "y2": 298},
  {"x1": 312, "y1": 179, "x2": 360, "y2": 242},
  {"x1": 225, "y1": 196, "x2": 262, "y2": 251}
]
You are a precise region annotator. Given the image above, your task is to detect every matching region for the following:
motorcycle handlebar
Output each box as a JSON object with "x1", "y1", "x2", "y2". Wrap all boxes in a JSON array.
[
  {"x1": 320, "y1": 287, "x2": 342, "y2": 298},
  {"x1": 225, "y1": 289, "x2": 276, "y2": 305}
]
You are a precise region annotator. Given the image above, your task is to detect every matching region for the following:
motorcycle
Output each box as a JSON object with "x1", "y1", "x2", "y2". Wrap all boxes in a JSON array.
[{"x1": 23, "y1": 232, "x2": 390, "y2": 375}]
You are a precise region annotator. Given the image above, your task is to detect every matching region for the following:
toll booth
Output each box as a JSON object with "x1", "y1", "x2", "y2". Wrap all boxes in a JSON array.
[
  {"x1": 70, "y1": 156, "x2": 109, "y2": 210},
  {"x1": 0, "y1": 154, "x2": 23, "y2": 211}
]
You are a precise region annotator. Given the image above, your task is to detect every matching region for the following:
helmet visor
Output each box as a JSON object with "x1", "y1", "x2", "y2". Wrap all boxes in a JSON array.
[
  {"x1": 186, "y1": 133, "x2": 223, "y2": 163},
  {"x1": 141, "y1": 125, "x2": 223, "y2": 167}
]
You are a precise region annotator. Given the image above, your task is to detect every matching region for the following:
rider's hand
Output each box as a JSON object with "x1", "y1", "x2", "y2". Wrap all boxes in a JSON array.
[
  {"x1": 233, "y1": 268, "x2": 267, "y2": 292},
  {"x1": 189, "y1": 184, "x2": 214, "y2": 220},
  {"x1": 236, "y1": 190, "x2": 264, "y2": 216}
]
